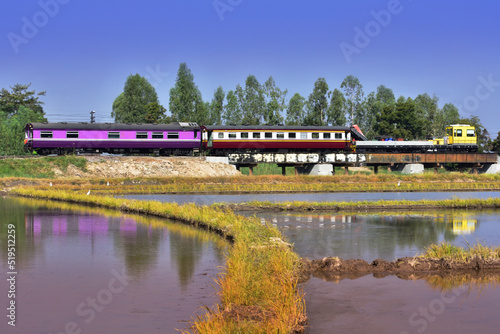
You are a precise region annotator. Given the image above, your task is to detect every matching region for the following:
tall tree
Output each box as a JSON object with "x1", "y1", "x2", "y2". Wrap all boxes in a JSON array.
[
  {"x1": 285, "y1": 93, "x2": 305, "y2": 125},
  {"x1": 208, "y1": 86, "x2": 225, "y2": 125},
  {"x1": 0, "y1": 83, "x2": 46, "y2": 117},
  {"x1": 327, "y1": 88, "x2": 347, "y2": 126},
  {"x1": 112, "y1": 74, "x2": 160, "y2": 123},
  {"x1": 169, "y1": 63, "x2": 206, "y2": 123},
  {"x1": 415, "y1": 93, "x2": 439, "y2": 137},
  {"x1": 263, "y1": 76, "x2": 286, "y2": 125},
  {"x1": 340, "y1": 75, "x2": 364, "y2": 125},
  {"x1": 305, "y1": 78, "x2": 329, "y2": 125},
  {"x1": 222, "y1": 90, "x2": 242, "y2": 125},
  {"x1": 241, "y1": 75, "x2": 266, "y2": 125},
  {"x1": 375, "y1": 85, "x2": 395, "y2": 104}
]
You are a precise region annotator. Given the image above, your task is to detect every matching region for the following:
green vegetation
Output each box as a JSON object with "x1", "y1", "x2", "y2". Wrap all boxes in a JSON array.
[
  {"x1": 0, "y1": 156, "x2": 87, "y2": 178},
  {"x1": 11, "y1": 188, "x2": 306, "y2": 333},
  {"x1": 422, "y1": 242, "x2": 500, "y2": 262},
  {"x1": 220, "y1": 197, "x2": 500, "y2": 212}
]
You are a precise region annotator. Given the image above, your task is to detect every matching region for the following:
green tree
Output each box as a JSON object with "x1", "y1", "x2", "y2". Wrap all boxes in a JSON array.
[
  {"x1": 415, "y1": 93, "x2": 439, "y2": 137},
  {"x1": 305, "y1": 78, "x2": 329, "y2": 125},
  {"x1": 241, "y1": 75, "x2": 266, "y2": 125},
  {"x1": 0, "y1": 106, "x2": 46, "y2": 155},
  {"x1": 263, "y1": 76, "x2": 286, "y2": 125},
  {"x1": 144, "y1": 102, "x2": 167, "y2": 123},
  {"x1": 169, "y1": 63, "x2": 206, "y2": 123},
  {"x1": 327, "y1": 88, "x2": 347, "y2": 126},
  {"x1": 285, "y1": 93, "x2": 305, "y2": 125},
  {"x1": 340, "y1": 75, "x2": 364, "y2": 125},
  {"x1": 222, "y1": 90, "x2": 242, "y2": 125},
  {"x1": 112, "y1": 74, "x2": 160, "y2": 123},
  {"x1": 208, "y1": 86, "x2": 225, "y2": 125},
  {"x1": 375, "y1": 85, "x2": 395, "y2": 104},
  {"x1": 491, "y1": 132, "x2": 500, "y2": 152},
  {"x1": 434, "y1": 103, "x2": 460, "y2": 136},
  {"x1": 0, "y1": 83, "x2": 46, "y2": 117}
]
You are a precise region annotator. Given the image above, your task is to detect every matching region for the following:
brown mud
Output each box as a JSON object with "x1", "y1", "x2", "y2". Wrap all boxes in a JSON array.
[{"x1": 297, "y1": 256, "x2": 500, "y2": 283}]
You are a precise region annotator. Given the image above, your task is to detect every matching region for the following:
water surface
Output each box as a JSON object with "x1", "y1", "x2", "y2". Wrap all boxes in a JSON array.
[{"x1": 0, "y1": 197, "x2": 227, "y2": 334}]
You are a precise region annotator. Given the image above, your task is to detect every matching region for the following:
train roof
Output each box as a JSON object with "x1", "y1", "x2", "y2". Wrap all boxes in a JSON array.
[
  {"x1": 201, "y1": 125, "x2": 368, "y2": 141},
  {"x1": 26, "y1": 122, "x2": 199, "y2": 131},
  {"x1": 201, "y1": 125, "x2": 352, "y2": 131}
]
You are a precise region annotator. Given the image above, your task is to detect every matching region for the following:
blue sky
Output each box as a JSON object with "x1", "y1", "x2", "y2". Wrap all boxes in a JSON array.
[{"x1": 1, "y1": 0, "x2": 500, "y2": 137}]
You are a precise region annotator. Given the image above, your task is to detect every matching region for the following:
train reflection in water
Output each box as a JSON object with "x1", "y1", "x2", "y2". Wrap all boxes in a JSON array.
[{"x1": 262, "y1": 212, "x2": 477, "y2": 235}]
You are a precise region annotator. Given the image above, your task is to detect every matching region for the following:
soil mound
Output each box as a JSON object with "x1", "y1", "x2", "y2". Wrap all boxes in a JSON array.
[{"x1": 298, "y1": 256, "x2": 500, "y2": 282}]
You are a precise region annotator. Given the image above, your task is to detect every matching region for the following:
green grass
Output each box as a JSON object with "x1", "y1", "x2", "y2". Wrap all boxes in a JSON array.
[
  {"x1": 422, "y1": 242, "x2": 500, "y2": 262},
  {"x1": 0, "y1": 156, "x2": 87, "y2": 178}
]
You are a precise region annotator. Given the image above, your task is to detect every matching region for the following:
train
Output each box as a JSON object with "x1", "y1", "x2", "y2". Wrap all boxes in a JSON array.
[{"x1": 24, "y1": 122, "x2": 478, "y2": 156}]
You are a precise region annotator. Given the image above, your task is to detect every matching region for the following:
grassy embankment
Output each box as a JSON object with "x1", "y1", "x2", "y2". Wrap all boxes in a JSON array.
[
  {"x1": 220, "y1": 197, "x2": 500, "y2": 212},
  {"x1": 11, "y1": 188, "x2": 306, "y2": 333},
  {"x1": 2, "y1": 156, "x2": 500, "y2": 194}
]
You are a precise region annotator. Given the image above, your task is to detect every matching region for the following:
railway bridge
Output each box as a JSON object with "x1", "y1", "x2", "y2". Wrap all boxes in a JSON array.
[{"x1": 224, "y1": 152, "x2": 500, "y2": 175}]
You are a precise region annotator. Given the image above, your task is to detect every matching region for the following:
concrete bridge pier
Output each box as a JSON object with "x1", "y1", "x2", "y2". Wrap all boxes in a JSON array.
[{"x1": 395, "y1": 163, "x2": 425, "y2": 174}]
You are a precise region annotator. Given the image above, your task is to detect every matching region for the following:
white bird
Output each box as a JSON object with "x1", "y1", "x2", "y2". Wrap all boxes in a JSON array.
[
  {"x1": 49, "y1": 182, "x2": 52, "y2": 187},
  {"x1": 86, "y1": 190, "x2": 91, "y2": 195},
  {"x1": 107, "y1": 181, "x2": 110, "y2": 186},
  {"x1": 398, "y1": 181, "x2": 401, "y2": 187}
]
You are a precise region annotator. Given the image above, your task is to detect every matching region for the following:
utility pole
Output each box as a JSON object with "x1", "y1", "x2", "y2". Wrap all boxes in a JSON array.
[{"x1": 90, "y1": 110, "x2": 95, "y2": 123}]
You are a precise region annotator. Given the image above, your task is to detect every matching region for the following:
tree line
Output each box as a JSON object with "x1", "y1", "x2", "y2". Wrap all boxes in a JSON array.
[
  {"x1": 112, "y1": 63, "x2": 490, "y2": 144},
  {"x1": 0, "y1": 64, "x2": 498, "y2": 155}
]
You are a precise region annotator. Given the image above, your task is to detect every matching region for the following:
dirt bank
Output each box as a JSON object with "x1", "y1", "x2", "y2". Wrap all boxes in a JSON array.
[
  {"x1": 297, "y1": 256, "x2": 500, "y2": 283},
  {"x1": 60, "y1": 156, "x2": 241, "y2": 178}
]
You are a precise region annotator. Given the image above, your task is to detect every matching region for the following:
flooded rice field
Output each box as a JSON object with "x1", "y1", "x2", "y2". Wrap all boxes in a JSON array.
[
  {"x1": 0, "y1": 197, "x2": 227, "y2": 334},
  {"x1": 3, "y1": 192, "x2": 500, "y2": 333},
  {"x1": 126, "y1": 192, "x2": 500, "y2": 333}
]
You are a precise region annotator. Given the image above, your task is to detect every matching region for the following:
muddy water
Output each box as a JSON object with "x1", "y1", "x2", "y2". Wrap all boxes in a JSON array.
[
  {"x1": 304, "y1": 275, "x2": 500, "y2": 334},
  {"x1": 255, "y1": 210, "x2": 500, "y2": 261},
  {"x1": 0, "y1": 197, "x2": 227, "y2": 334}
]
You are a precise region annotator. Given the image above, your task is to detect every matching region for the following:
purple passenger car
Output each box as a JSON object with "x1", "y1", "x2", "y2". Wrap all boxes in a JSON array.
[{"x1": 24, "y1": 122, "x2": 201, "y2": 155}]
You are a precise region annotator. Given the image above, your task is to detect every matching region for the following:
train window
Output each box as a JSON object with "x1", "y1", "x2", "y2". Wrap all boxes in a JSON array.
[
  {"x1": 335, "y1": 133, "x2": 343, "y2": 139},
  {"x1": 455, "y1": 129, "x2": 462, "y2": 137},
  {"x1": 324, "y1": 133, "x2": 331, "y2": 139},
  {"x1": 152, "y1": 132, "x2": 164, "y2": 139},
  {"x1": 218, "y1": 132, "x2": 224, "y2": 139},
  {"x1": 300, "y1": 133, "x2": 307, "y2": 139},
  {"x1": 229, "y1": 133, "x2": 237, "y2": 139},
  {"x1": 289, "y1": 133, "x2": 296, "y2": 139},
  {"x1": 277, "y1": 133, "x2": 284, "y2": 139},
  {"x1": 167, "y1": 132, "x2": 179, "y2": 139},
  {"x1": 312, "y1": 133, "x2": 320, "y2": 139},
  {"x1": 265, "y1": 132, "x2": 273, "y2": 139},
  {"x1": 40, "y1": 131, "x2": 53, "y2": 138},
  {"x1": 136, "y1": 132, "x2": 148, "y2": 139},
  {"x1": 108, "y1": 132, "x2": 120, "y2": 139},
  {"x1": 66, "y1": 131, "x2": 79, "y2": 138},
  {"x1": 252, "y1": 132, "x2": 261, "y2": 139},
  {"x1": 467, "y1": 129, "x2": 475, "y2": 137},
  {"x1": 241, "y1": 132, "x2": 249, "y2": 139}
]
